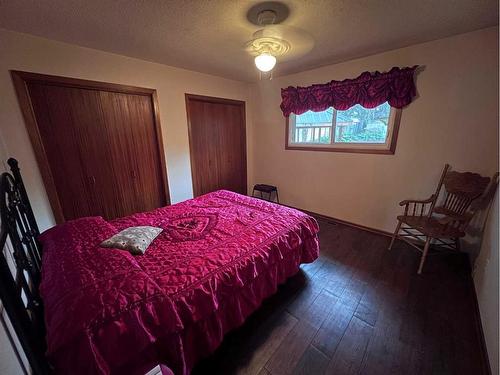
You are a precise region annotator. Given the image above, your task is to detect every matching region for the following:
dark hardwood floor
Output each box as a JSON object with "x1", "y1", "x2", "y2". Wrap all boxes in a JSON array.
[{"x1": 191, "y1": 217, "x2": 489, "y2": 375}]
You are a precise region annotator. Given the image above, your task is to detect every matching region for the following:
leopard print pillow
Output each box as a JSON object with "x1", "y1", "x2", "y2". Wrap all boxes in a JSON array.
[{"x1": 100, "y1": 226, "x2": 163, "y2": 255}]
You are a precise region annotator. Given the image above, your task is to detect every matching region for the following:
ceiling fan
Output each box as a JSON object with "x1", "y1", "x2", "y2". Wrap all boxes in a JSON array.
[{"x1": 245, "y1": 2, "x2": 315, "y2": 75}]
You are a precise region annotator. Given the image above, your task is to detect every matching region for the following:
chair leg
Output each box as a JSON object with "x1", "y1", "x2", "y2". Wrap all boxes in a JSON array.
[
  {"x1": 417, "y1": 236, "x2": 432, "y2": 274},
  {"x1": 388, "y1": 220, "x2": 402, "y2": 250}
]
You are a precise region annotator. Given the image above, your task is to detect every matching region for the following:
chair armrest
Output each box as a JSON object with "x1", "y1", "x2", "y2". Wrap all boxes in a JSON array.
[
  {"x1": 398, "y1": 195, "x2": 437, "y2": 217},
  {"x1": 399, "y1": 195, "x2": 436, "y2": 206}
]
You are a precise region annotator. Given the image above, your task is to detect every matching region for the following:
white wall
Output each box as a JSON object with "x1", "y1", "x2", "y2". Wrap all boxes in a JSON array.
[
  {"x1": 249, "y1": 26, "x2": 499, "y2": 232},
  {"x1": 0, "y1": 29, "x2": 252, "y2": 231},
  {"x1": 474, "y1": 190, "x2": 499, "y2": 375}
]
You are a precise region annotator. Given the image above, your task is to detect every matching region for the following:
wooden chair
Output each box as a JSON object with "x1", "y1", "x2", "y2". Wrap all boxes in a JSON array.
[{"x1": 388, "y1": 164, "x2": 497, "y2": 274}]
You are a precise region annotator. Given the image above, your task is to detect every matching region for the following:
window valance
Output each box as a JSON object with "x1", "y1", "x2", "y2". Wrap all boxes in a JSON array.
[{"x1": 280, "y1": 66, "x2": 418, "y2": 117}]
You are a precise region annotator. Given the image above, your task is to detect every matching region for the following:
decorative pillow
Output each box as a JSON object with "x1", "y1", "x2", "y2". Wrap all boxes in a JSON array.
[{"x1": 100, "y1": 226, "x2": 163, "y2": 255}]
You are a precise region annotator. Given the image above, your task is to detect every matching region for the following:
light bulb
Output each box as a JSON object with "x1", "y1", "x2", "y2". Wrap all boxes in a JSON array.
[{"x1": 254, "y1": 53, "x2": 276, "y2": 72}]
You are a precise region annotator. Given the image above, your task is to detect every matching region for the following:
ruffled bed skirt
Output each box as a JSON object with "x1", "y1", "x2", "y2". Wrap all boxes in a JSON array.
[{"x1": 157, "y1": 234, "x2": 319, "y2": 375}]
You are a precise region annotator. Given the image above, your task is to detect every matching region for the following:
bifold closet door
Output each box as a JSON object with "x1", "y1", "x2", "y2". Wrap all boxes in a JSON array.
[
  {"x1": 12, "y1": 71, "x2": 170, "y2": 223},
  {"x1": 186, "y1": 94, "x2": 247, "y2": 197}
]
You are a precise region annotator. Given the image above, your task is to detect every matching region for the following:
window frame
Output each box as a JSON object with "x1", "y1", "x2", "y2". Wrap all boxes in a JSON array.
[{"x1": 285, "y1": 106, "x2": 402, "y2": 154}]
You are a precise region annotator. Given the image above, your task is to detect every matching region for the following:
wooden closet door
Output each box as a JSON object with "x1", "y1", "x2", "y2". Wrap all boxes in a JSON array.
[
  {"x1": 24, "y1": 83, "x2": 99, "y2": 219},
  {"x1": 12, "y1": 71, "x2": 169, "y2": 222},
  {"x1": 98, "y1": 91, "x2": 166, "y2": 218},
  {"x1": 186, "y1": 95, "x2": 246, "y2": 197}
]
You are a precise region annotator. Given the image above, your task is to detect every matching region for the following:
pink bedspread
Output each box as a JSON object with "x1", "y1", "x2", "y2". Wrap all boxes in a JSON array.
[{"x1": 39, "y1": 190, "x2": 319, "y2": 374}]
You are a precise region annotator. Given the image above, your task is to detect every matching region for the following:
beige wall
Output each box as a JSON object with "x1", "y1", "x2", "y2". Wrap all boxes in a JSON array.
[
  {"x1": 249, "y1": 26, "x2": 499, "y2": 372},
  {"x1": 0, "y1": 309, "x2": 28, "y2": 375},
  {"x1": 249, "y1": 26, "x2": 499, "y2": 232},
  {"x1": 0, "y1": 29, "x2": 252, "y2": 231},
  {"x1": 474, "y1": 190, "x2": 499, "y2": 375},
  {"x1": 250, "y1": 27, "x2": 499, "y2": 374}
]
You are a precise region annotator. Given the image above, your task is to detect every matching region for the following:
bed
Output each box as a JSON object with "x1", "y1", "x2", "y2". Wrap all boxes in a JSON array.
[{"x1": 0, "y1": 159, "x2": 320, "y2": 375}]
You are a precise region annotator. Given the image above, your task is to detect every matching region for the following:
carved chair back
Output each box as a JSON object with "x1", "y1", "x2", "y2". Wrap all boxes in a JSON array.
[
  {"x1": 429, "y1": 165, "x2": 494, "y2": 233},
  {"x1": 437, "y1": 170, "x2": 491, "y2": 215}
]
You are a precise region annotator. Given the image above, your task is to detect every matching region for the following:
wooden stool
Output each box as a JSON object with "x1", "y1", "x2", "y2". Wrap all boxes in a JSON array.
[{"x1": 252, "y1": 184, "x2": 279, "y2": 203}]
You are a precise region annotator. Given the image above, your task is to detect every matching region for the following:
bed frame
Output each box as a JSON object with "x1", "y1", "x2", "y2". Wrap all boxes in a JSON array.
[{"x1": 0, "y1": 158, "x2": 50, "y2": 374}]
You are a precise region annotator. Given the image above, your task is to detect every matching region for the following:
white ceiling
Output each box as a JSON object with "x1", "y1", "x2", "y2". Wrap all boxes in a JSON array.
[{"x1": 0, "y1": 0, "x2": 497, "y2": 82}]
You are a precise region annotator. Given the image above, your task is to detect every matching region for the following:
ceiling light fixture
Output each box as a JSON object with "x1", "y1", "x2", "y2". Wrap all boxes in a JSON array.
[
  {"x1": 245, "y1": 3, "x2": 315, "y2": 78},
  {"x1": 245, "y1": 9, "x2": 289, "y2": 76},
  {"x1": 254, "y1": 52, "x2": 277, "y2": 72}
]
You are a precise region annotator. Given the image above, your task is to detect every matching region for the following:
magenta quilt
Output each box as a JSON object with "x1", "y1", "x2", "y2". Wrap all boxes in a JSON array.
[{"x1": 39, "y1": 190, "x2": 319, "y2": 374}]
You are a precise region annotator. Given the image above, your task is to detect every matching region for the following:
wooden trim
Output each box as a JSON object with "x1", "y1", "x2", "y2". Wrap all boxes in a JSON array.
[
  {"x1": 185, "y1": 93, "x2": 247, "y2": 197},
  {"x1": 471, "y1": 282, "x2": 493, "y2": 375},
  {"x1": 240, "y1": 101, "x2": 248, "y2": 196},
  {"x1": 283, "y1": 203, "x2": 393, "y2": 238},
  {"x1": 10, "y1": 70, "x2": 170, "y2": 223},
  {"x1": 387, "y1": 108, "x2": 402, "y2": 154},
  {"x1": 185, "y1": 95, "x2": 196, "y2": 196},
  {"x1": 11, "y1": 71, "x2": 65, "y2": 223},
  {"x1": 285, "y1": 116, "x2": 291, "y2": 151},
  {"x1": 185, "y1": 93, "x2": 246, "y2": 106},
  {"x1": 285, "y1": 108, "x2": 402, "y2": 155},
  {"x1": 151, "y1": 90, "x2": 171, "y2": 205},
  {"x1": 11, "y1": 70, "x2": 155, "y2": 95},
  {"x1": 285, "y1": 145, "x2": 397, "y2": 154}
]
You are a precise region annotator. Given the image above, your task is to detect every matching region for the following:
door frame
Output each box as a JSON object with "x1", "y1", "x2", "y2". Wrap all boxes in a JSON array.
[
  {"x1": 11, "y1": 70, "x2": 170, "y2": 223},
  {"x1": 185, "y1": 94, "x2": 247, "y2": 197}
]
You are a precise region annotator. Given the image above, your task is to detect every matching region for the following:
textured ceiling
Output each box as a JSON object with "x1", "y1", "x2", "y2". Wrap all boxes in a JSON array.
[{"x1": 0, "y1": 0, "x2": 498, "y2": 82}]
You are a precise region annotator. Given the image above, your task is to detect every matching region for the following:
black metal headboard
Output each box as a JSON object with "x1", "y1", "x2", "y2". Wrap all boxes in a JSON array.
[{"x1": 0, "y1": 158, "x2": 49, "y2": 374}]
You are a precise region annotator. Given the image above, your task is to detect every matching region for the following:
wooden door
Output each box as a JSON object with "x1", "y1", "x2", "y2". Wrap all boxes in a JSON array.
[
  {"x1": 12, "y1": 71, "x2": 170, "y2": 223},
  {"x1": 186, "y1": 94, "x2": 246, "y2": 197}
]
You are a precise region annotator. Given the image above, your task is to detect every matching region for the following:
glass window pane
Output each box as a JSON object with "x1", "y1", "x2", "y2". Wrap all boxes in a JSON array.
[
  {"x1": 292, "y1": 108, "x2": 333, "y2": 144},
  {"x1": 334, "y1": 102, "x2": 390, "y2": 143}
]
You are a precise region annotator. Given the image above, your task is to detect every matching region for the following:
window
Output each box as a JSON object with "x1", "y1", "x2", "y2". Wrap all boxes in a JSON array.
[{"x1": 286, "y1": 102, "x2": 401, "y2": 154}]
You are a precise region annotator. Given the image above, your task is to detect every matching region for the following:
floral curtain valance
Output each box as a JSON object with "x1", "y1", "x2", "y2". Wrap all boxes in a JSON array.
[{"x1": 280, "y1": 66, "x2": 418, "y2": 117}]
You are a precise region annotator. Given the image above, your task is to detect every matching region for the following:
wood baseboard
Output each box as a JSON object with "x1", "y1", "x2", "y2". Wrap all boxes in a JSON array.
[
  {"x1": 284, "y1": 204, "x2": 394, "y2": 238},
  {"x1": 472, "y1": 285, "x2": 493, "y2": 375}
]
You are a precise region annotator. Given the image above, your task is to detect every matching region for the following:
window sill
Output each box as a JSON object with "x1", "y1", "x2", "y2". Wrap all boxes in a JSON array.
[{"x1": 285, "y1": 144, "x2": 396, "y2": 154}]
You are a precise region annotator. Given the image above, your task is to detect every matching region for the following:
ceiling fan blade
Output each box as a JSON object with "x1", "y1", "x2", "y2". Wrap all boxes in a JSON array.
[{"x1": 247, "y1": 25, "x2": 315, "y2": 61}]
